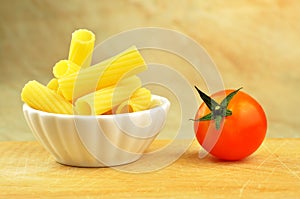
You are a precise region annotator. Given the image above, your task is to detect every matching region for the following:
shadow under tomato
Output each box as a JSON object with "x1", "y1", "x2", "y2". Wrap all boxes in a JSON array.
[{"x1": 186, "y1": 149, "x2": 255, "y2": 165}]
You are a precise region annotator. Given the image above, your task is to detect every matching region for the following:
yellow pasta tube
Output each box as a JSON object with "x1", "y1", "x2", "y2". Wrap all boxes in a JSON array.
[
  {"x1": 129, "y1": 87, "x2": 151, "y2": 112},
  {"x1": 115, "y1": 101, "x2": 132, "y2": 114},
  {"x1": 75, "y1": 75, "x2": 141, "y2": 115},
  {"x1": 115, "y1": 87, "x2": 152, "y2": 114},
  {"x1": 47, "y1": 78, "x2": 59, "y2": 91},
  {"x1": 53, "y1": 60, "x2": 80, "y2": 78},
  {"x1": 47, "y1": 78, "x2": 67, "y2": 98},
  {"x1": 59, "y1": 46, "x2": 147, "y2": 101},
  {"x1": 21, "y1": 80, "x2": 73, "y2": 114},
  {"x1": 149, "y1": 98, "x2": 162, "y2": 109},
  {"x1": 68, "y1": 29, "x2": 95, "y2": 68}
]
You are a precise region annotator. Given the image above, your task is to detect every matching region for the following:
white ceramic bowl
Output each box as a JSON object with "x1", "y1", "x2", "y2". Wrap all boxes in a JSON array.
[{"x1": 23, "y1": 95, "x2": 170, "y2": 167}]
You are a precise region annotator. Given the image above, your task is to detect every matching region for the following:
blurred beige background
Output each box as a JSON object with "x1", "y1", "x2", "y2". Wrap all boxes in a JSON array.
[{"x1": 1, "y1": 0, "x2": 300, "y2": 140}]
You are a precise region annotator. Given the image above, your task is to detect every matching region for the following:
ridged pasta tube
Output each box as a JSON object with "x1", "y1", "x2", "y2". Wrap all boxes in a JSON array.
[
  {"x1": 59, "y1": 46, "x2": 147, "y2": 101},
  {"x1": 149, "y1": 98, "x2": 162, "y2": 108},
  {"x1": 68, "y1": 29, "x2": 95, "y2": 68},
  {"x1": 21, "y1": 80, "x2": 73, "y2": 114},
  {"x1": 75, "y1": 75, "x2": 141, "y2": 115},
  {"x1": 47, "y1": 78, "x2": 59, "y2": 91},
  {"x1": 129, "y1": 87, "x2": 151, "y2": 112},
  {"x1": 53, "y1": 60, "x2": 80, "y2": 78},
  {"x1": 115, "y1": 87, "x2": 152, "y2": 114}
]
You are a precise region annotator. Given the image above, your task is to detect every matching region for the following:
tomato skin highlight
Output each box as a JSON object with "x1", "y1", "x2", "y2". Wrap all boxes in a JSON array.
[{"x1": 194, "y1": 90, "x2": 267, "y2": 161}]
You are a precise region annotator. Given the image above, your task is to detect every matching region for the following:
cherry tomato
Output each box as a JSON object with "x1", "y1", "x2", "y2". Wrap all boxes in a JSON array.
[{"x1": 194, "y1": 87, "x2": 267, "y2": 161}]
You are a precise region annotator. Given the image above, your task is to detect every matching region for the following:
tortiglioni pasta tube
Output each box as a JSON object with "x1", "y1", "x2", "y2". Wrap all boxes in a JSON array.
[
  {"x1": 75, "y1": 75, "x2": 141, "y2": 115},
  {"x1": 116, "y1": 87, "x2": 152, "y2": 114},
  {"x1": 68, "y1": 29, "x2": 95, "y2": 68},
  {"x1": 47, "y1": 78, "x2": 59, "y2": 91},
  {"x1": 129, "y1": 87, "x2": 152, "y2": 112},
  {"x1": 21, "y1": 80, "x2": 73, "y2": 114},
  {"x1": 59, "y1": 46, "x2": 147, "y2": 101},
  {"x1": 53, "y1": 60, "x2": 80, "y2": 78}
]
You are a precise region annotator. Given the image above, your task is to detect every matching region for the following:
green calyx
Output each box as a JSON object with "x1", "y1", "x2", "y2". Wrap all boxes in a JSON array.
[{"x1": 193, "y1": 86, "x2": 243, "y2": 130}]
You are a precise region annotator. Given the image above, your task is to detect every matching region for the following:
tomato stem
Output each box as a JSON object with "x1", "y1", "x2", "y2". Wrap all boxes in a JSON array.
[{"x1": 193, "y1": 87, "x2": 242, "y2": 130}]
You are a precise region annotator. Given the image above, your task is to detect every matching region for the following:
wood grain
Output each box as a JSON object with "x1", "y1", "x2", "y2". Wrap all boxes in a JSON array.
[{"x1": 1, "y1": 139, "x2": 299, "y2": 198}]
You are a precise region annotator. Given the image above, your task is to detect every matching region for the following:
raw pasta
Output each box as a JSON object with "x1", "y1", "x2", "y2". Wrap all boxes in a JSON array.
[
  {"x1": 53, "y1": 60, "x2": 80, "y2": 78},
  {"x1": 116, "y1": 87, "x2": 151, "y2": 114},
  {"x1": 58, "y1": 46, "x2": 147, "y2": 101},
  {"x1": 47, "y1": 78, "x2": 65, "y2": 98},
  {"x1": 129, "y1": 87, "x2": 152, "y2": 112},
  {"x1": 75, "y1": 75, "x2": 141, "y2": 115},
  {"x1": 115, "y1": 101, "x2": 132, "y2": 114},
  {"x1": 21, "y1": 29, "x2": 160, "y2": 115},
  {"x1": 47, "y1": 78, "x2": 59, "y2": 91},
  {"x1": 68, "y1": 29, "x2": 95, "y2": 68},
  {"x1": 21, "y1": 80, "x2": 73, "y2": 114},
  {"x1": 149, "y1": 98, "x2": 162, "y2": 108}
]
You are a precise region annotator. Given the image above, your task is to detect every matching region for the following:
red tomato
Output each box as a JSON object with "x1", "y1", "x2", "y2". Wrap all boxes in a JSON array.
[{"x1": 194, "y1": 88, "x2": 267, "y2": 160}]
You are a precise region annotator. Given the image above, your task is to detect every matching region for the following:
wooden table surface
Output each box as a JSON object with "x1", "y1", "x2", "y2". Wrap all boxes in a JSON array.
[{"x1": 1, "y1": 139, "x2": 300, "y2": 198}]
